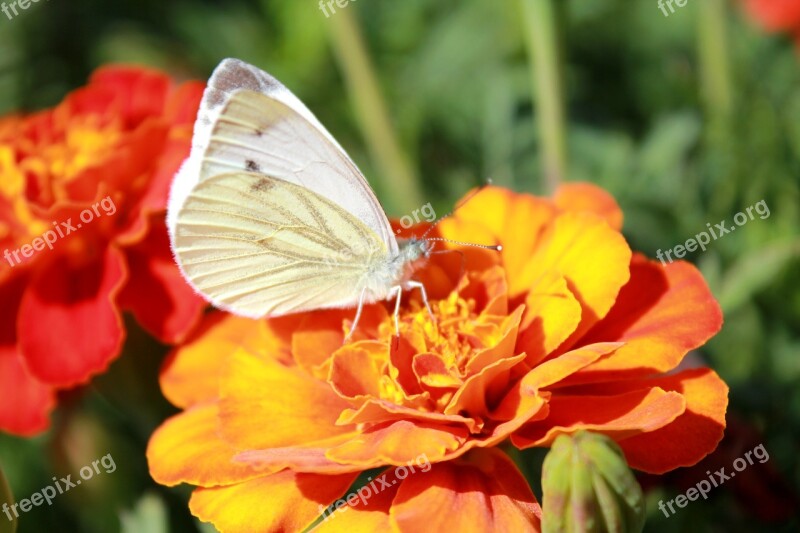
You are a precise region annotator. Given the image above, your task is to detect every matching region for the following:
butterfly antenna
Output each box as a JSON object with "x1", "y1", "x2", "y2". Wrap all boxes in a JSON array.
[
  {"x1": 421, "y1": 178, "x2": 494, "y2": 240},
  {"x1": 427, "y1": 238, "x2": 502, "y2": 252}
]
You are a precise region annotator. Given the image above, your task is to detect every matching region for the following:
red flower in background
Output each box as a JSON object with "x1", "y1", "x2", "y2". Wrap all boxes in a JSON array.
[
  {"x1": 744, "y1": 0, "x2": 800, "y2": 39},
  {"x1": 0, "y1": 66, "x2": 206, "y2": 436}
]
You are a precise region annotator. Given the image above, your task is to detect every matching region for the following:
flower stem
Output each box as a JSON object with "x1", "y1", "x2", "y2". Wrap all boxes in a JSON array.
[
  {"x1": 521, "y1": 0, "x2": 567, "y2": 193},
  {"x1": 698, "y1": 0, "x2": 732, "y2": 123},
  {"x1": 327, "y1": 8, "x2": 423, "y2": 213}
]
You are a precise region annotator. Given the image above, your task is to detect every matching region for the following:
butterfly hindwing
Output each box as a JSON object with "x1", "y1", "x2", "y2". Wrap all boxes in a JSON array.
[{"x1": 173, "y1": 172, "x2": 388, "y2": 317}]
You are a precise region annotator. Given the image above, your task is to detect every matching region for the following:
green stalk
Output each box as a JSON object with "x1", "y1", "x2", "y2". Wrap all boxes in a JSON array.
[
  {"x1": 327, "y1": 8, "x2": 423, "y2": 213},
  {"x1": 698, "y1": 0, "x2": 735, "y2": 215},
  {"x1": 521, "y1": 0, "x2": 567, "y2": 193},
  {"x1": 698, "y1": 0, "x2": 732, "y2": 123}
]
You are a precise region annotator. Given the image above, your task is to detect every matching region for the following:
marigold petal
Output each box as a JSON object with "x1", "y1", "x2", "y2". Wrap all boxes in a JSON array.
[
  {"x1": 160, "y1": 314, "x2": 285, "y2": 409},
  {"x1": 219, "y1": 348, "x2": 352, "y2": 449},
  {"x1": 522, "y1": 212, "x2": 631, "y2": 349},
  {"x1": 517, "y1": 342, "x2": 623, "y2": 391},
  {"x1": 553, "y1": 182, "x2": 624, "y2": 231},
  {"x1": 444, "y1": 353, "x2": 526, "y2": 418},
  {"x1": 146, "y1": 402, "x2": 266, "y2": 487},
  {"x1": 337, "y1": 399, "x2": 480, "y2": 433},
  {"x1": 117, "y1": 215, "x2": 204, "y2": 344},
  {"x1": 326, "y1": 420, "x2": 468, "y2": 467},
  {"x1": 440, "y1": 188, "x2": 555, "y2": 296},
  {"x1": 413, "y1": 352, "x2": 462, "y2": 390},
  {"x1": 0, "y1": 350, "x2": 55, "y2": 436},
  {"x1": 564, "y1": 256, "x2": 723, "y2": 382},
  {"x1": 613, "y1": 368, "x2": 729, "y2": 474},
  {"x1": 310, "y1": 469, "x2": 398, "y2": 532},
  {"x1": 464, "y1": 305, "x2": 525, "y2": 374},
  {"x1": 0, "y1": 276, "x2": 54, "y2": 436},
  {"x1": 161, "y1": 315, "x2": 248, "y2": 408},
  {"x1": 293, "y1": 306, "x2": 387, "y2": 379},
  {"x1": 511, "y1": 387, "x2": 686, "y2": 449},
  {"x1": 89, "y1": 66, "x2": 171, "y2": 126},
  {"x1": 517, "y1": 272, "x2": 582, "y2": 365},
  {"x1": 232, "y1": 433, "x2": 365, "y2": 475},
  {"x1": 189, "y1": 470, "x2": 359, "y2": 533},
  {"x1": 18, "y1": 246, "x2": 127, "y2": 386},
  {"x1": 329, "y1": 341, "x2": 389, "y2": 401},
  {"x1": 390, "y1": 448, "x2": 541, "y2": 533}
]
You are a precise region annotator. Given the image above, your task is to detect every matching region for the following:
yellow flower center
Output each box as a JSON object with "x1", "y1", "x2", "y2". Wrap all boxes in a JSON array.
[{"x1": 0, "y1": 114, "x2": 122, "y2": 246}]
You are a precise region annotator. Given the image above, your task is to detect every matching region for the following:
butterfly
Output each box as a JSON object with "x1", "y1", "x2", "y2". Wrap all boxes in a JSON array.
[{"x1": 167, "y1": 58, "x2": 497, "y2": 339}]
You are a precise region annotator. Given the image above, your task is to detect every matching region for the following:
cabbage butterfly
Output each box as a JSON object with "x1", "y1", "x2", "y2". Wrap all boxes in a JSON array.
[{"x1": 167, "y1": 59, "x2": 496, "y2": 338}]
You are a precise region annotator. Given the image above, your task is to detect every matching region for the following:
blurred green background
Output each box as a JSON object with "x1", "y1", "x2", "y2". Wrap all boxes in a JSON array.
[{"x1": 1, "y1": 0, "x2": 798, "y2": 531}]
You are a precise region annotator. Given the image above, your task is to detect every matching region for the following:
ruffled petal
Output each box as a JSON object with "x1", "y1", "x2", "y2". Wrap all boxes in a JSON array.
[
  {"x1": 117, "y1": 214, "x2": 204, "y2": 344},
  {"x1": 0, "y1": 275, "x2": 54, "y2": 436},
  {"x1": 0, "y1": 349, "x2": 55, "y2": 436},
  {"x1": 517, "y1": 272, "x2": 582, "y2": 366},
  {"x1": 565, "y1": 256, "x2": 723, "y2": 382},
  {"x1": 440, "y1": 187, "x2": 555, "y2": 296},
  {"x1": 232, "y1": 433, "x2": 364, "y2": 475},
  {"x1": 146, "y1": 402, "x2": 266, "y2": 487},
  {"x1": 17, "y1": 246, "x2": 127, "y2": 386},
  {"x1": 553, "y1": 182, "x2": 624, "y2": 231},
  {"x1": 190, "y1": 470, "x2": 359, "y2": 533},
  {"x1": 326, "y1": 420, "x2": 468, "y2": 467},
  {"x1": 160, "y1": 314, "x2": 279, "y2": 409},
  {"x1": 390, "y1": 448, "x2": 541, "y2": 532},
  {"x1": 511, "y1": 387, "x2": 686, "y2": 449},
  {"x1": 219, "y1": 348, "x2": 352, "y2": 450},
  {"x1": 522, "y1": 212, "x2": 631, "y2": 350},
  {"x1": 611, "y1": 369, "x2": 728, "y2": 474},
  {"x1": 310, "y1": 468, "x2": 399, "y2": 532}
]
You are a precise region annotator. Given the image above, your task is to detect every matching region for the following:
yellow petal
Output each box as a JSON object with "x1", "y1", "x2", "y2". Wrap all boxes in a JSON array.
[
  {"x1": 146, "y1": 402, "x2": 266, "y2": 487},
  {"x1": 190, "y1": 470, "x2": 358, "y2": 533},
  {"x1": 219, "y1": 348, "x2": 352, "y2": 449}
]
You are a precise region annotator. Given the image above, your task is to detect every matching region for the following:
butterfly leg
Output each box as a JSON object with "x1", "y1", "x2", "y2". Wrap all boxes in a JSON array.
[
  {"x1": 344, "y1": 286, "x2": 368, "y2": 344},
  {"x1": 404, "y1": 280, "x2": 436, "y2": 324},
  {"x1": 389, "y1": 285, "x2": 403, "y2": 336}
]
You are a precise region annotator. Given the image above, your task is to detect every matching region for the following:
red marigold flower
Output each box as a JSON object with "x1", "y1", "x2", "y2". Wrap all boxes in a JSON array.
[
  {"x1": 147, "y1": 183, "x2": 727, "y2": 532},
  {"x1": 0, "y1": 66, "x2": 207, "y2": 436},
  {"x1": 744, "y1": 0, "x2": 800, "y2": 32}
]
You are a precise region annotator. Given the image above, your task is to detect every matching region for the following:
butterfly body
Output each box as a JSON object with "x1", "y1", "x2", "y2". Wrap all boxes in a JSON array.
[{"x1": 358, "y1": 237, "x2": 431, "y2": 301}]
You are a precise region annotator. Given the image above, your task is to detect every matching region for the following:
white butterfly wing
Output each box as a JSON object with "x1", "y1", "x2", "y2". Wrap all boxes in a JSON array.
[
  {"x1": 173, "y1": 172, "x2": 388, "y2": 317},
  {"x1": 168, "y1": 58, "x2": 397, "y2": 255}
]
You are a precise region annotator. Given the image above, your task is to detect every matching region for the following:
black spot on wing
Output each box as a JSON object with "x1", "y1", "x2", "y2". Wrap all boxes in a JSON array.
[
  {"x1": 250, "y1": 177, "x2": 273, "y2": 193},
  {"x1": 246, "y1": 160, "x2": 261, "y2": 172}
]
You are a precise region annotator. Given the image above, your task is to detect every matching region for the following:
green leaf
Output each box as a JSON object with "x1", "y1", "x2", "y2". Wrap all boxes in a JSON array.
[{"x1": 718, "y1": 240, "x2": 800, "y2": 313}]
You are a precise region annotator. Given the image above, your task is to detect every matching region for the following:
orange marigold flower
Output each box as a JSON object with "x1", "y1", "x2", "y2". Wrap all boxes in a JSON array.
[
  {"x1": 147, "y1": 183, "x2": 728, "y2": 532},
  {"x1": 0, "y1": 66, "x2": 206, "y2": 436}
]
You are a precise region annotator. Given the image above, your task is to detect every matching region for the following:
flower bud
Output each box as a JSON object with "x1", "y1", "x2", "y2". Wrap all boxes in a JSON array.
[{"x1": 541, "y1": 430, "x2": 645, "y2": 533}]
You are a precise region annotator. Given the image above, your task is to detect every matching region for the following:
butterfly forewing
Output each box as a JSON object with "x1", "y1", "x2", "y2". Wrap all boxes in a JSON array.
[
  {"x1": 174, "y1": 172, "x2": 388, "y2": 317},
  {"x1": 168, "y1": 59, "x2": 397, "y2": 256},
  {"x1": 202, "y1": 89, "x2": 396, "y2": 252}
]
